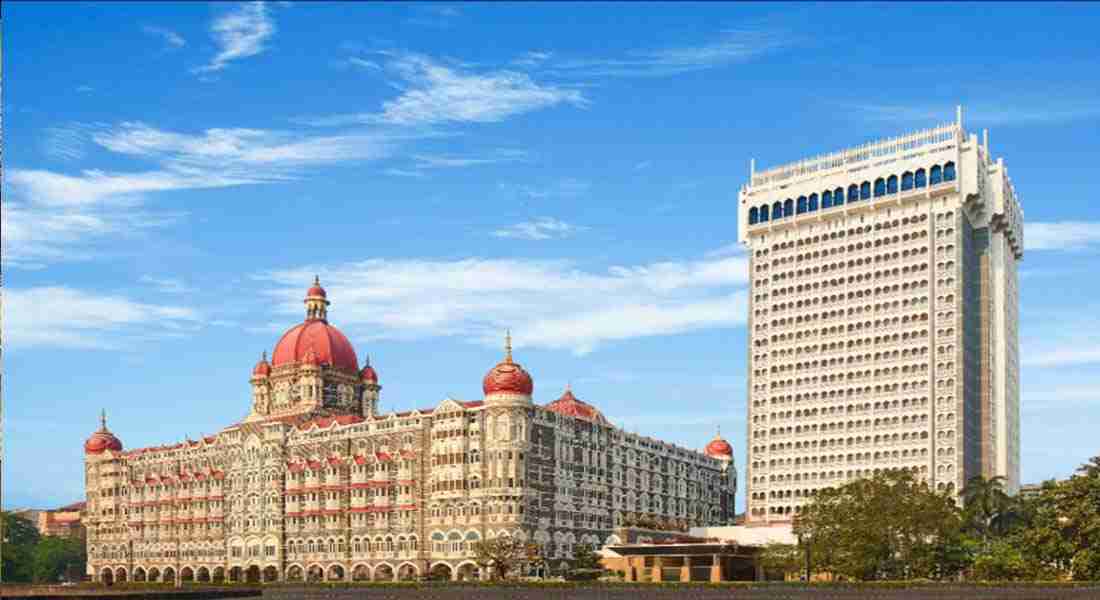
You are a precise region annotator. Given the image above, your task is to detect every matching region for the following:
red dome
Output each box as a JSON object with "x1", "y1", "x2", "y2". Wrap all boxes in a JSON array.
[
  {"x1": 85, "y1": 430, "x2": 122, "y2": 454},
  {"x1": 545, "y1": 387, "x2": 607, "y2": 424},
  {"x1": 361, "y1": 364, "x2": 378, "y2": 383},
  {"x1": 705, "y1": 435, "x2": 733, "y2": 458},
  {"x1": 271, "y1": 320, "x2": 358, "y2": 372},
  {"x1": 483, "y1": 361, "x2": 533, "y2": 396},
  {"x1": 252, "y1": 352, "x2": 271, "y2": 377},
  {"x1": 308, "y1": 284, "x2": 326, "y2": 298}
]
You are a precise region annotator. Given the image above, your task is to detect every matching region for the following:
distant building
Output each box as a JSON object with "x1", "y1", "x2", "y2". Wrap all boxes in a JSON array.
[
  {"x1": 739, "y1": 109, "x2": 1024, "y2": 524},
  {"x1": 83, "y1": 278, "x2": 737, "y2": 585},
  {"x1": 37, "y1": 502, "x2": 87, "y2": 537}
]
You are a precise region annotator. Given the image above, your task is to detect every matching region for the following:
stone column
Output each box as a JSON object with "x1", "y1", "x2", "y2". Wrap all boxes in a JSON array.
[
  {"x1": 679, "y1": 557, "x2": 690, "y2": 582},
  {"x1": 651, "y1": 556, "x2": 663, "y2": 582},
  {"x1": 709, "y1": 554, "x2": 722, "y2": 583}
]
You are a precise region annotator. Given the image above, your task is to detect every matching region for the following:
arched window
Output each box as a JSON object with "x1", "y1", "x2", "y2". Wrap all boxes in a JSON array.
[
  {"x1": 822, "y1": 190, "x2": 833, "y2": 208},
  {"x1": 772, "y1": 201, "x2": 783, "y2": 219},
  {"x1": 915, "y1": 168, "x2": 927, "y2": 188},
  {"x1": 759, "y1": 204, "x2": 770, "y2": 222},
  {"x1": 749, "y1": 207, "x2": 759, "y2": 225},
  {"x1": 860, "y1": 181, "x2": 871, "y2": 200},
  {"x1": 887, "y1": 175, "x2": 898, "y2": 194},
  {"x1": 808, "y1": 193, "x2": 819, "y2": 212},
  {"x1": 834, "y1": 187, "x2": 845, "y2": 206},
  {"x1": 873, "y1": 178, "x2": 886, "y2": 197},
  {"x1": 797, "y1": 196, "x2": 808, "y2": 214},
  {"x1": 943, "y1": 161, "x2": 956, "y2": 181},
  {"x1": 901, "y1": 172, "x2": 914, "y2": 191},
  {"x1": 930, "y1": 165, "x2": 943, "y2": 185},
  {"x1": 848, "y1": 184, "x2": 859, "y2": 203},
  {"x1": 783, "y1": 198, "x2": 794, "y2": 216}
]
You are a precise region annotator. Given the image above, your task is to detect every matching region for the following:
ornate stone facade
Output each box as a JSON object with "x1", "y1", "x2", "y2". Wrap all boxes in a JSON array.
[
  {"x1": 738, "y1": 109, "x2": 1023, "y2": 524},
  {"x1": 84, "y1": 280, "x2": 737, "y2": 584}
]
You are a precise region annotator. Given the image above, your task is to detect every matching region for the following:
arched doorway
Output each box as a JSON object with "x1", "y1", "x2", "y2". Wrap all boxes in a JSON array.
[
  {"x1": 228, "y1": 566, "x2": 241, "y2": 583},
  {"x1": 307, "y1": 564, "x2": 323, "y2": 582},
  {"x1": 286, "y1": 565, "x2": 303, "y2": 582},
  {"x1": 212, "y1": 567, "x2": 225, "y2": 583},
  {"x1": 101, "y1": 568, "x2": 114, "y2": 585},
  {"x1": 456, "y1": 562, "x2": 479, "y2": 581},
  {"x1": 246, "y1": 565, "x2": 261, "y2": 583},
  {"x1": 397, "y1": 563, "x2": 418, "y2": 581},
  {"x1": 327, "y1": 564, "x2": 345, "y2": 581},
  {"x1": 263, "y1": 566, "x2": 279, "y2": 582},
  {"x1": 352, "y1": 564, "x2": 370, "y2": 581},
  {"x1": 148, "y1": 567, "x2": 161, "y2": 583},
  {"x1": 181, "y1": 567, "x2": 194, "y2": 583},
  {"x1": 133, "y1": 567, "x2": 147, "y2": 582},
  {"x1": 197, "y1": 567, "x2": 210, "y2": 583},
  {"x1": 373, "y1": 563, "x2": 394, "y2": 581},
  {"x1": 428, "y1": 563, "x2": 452, "y2": 581},
  {"x1": 163, "y1": 567, "x2": 176, "y2": 583},
  {"x1": 115, "y1": 568, "x2": 128, "y2": 583}
]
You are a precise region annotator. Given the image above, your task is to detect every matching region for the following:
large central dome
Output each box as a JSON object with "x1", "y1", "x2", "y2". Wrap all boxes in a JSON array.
[{"x1": 270, "y1": 277, "x2": 359, "y2": 372}]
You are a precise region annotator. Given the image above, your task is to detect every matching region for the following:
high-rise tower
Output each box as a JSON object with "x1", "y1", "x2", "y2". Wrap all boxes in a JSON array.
[{"x1": 739, "y1": 109, "x2": 1023, "y2": 524}]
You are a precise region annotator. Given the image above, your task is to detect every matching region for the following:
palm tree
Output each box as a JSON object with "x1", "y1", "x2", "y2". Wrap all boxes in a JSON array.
[{"x1": 961, "y1": 475, "x2": 1010, "y2": 544}]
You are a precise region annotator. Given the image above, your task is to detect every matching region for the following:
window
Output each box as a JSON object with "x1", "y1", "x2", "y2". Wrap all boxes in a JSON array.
[
  {"x1": 860, "y1": 182, "x2": 871, "y2": 200},
  {"x1": 797, "y1": 196, "x2": 807, "y2": 214},
  {"x1": 915, "y1": 168, "x2": 927, "y2": 188},
  {"x1": 848, "y1": 184, "x2": 859, "y2": 203},
  {"x1": 901, "y1": 171, "x2": 914, "y2": 191},
  {"x1": 943, "y1": 162, "x2": 956, "y2": 181},
  {"x1": 808, "y1": 193, "x2": 819, "y2": 212},
  {"x1": 822, "y1": 190, "x2": 833, "y2": 209},
  {"x1": 930, "y1": 165, "x2": 943, "y2": 185},
  {"x1": 873, "y1": 178, "x2": 886, "y2": 197},
  {"x1": 759, "y1": 204, "x2": 770, "y2": 222},
  {"x1": 887, "y1": 175, "x2": 898, "y2": 194},
  {"x1": 772, "y1": 201, "x2": 783, "y2": 219}
]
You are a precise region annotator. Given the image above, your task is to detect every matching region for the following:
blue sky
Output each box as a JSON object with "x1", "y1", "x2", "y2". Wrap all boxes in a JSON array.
[{"x1": 4, "y1": 2, "x2": 1100, "y2": 512}]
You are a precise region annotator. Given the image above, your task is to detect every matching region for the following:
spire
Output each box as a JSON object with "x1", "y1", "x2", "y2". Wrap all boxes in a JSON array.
[
  {"x1": 100, "y1": 409, "x2": 108, "y2": 431},
  {"x1": 313, "y1": 274, "x2": 320, "y2": 286},
  {"x1": 365, "y1": 354, "x2": 371, "y2": 367},
  {"x1": 261, "y1": 350, "x2": 267, "y2": 362},
  {"x1": 504, "y1": 329, "x2": 513, "y2": 363}
]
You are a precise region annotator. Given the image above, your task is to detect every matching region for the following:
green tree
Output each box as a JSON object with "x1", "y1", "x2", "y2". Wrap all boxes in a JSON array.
[
  {"x1": 758, "y1": 543, "x2": 802, "y2": 579},
  {"x1": 793, "y1": 470, "x2": 966, "y2": 580},
  {"x1": 571, "y1": 543, "x2": 602, "y2": 570},
  {"x1": 471, "y1": 536, "x2": 528, "y2": 580},
  {"x1": 32, "y1": 535, "x2": 86, "y2": 583},
  {"x1": 1, "y1": 512, "x2": 42, "y2": 583}
]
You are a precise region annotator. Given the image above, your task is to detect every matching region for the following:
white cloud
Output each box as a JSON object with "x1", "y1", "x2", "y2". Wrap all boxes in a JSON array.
[
  {"x1": 497, "y1": 178, "x2": 590, "y2": 200},
  {"x1": 194, "y1": 2, "x2": 276, "y2": 74},
  {"x1": 411, "y1": 149, "x2": 527, "y2": 169},
  {"x1": 254, "y1": 250, "x2": 749, "y2": 355},
  {"x1": 1026, "y1": 222, "x2": 1100, "y2": 251},
  {"x1": 310, "y1": 53, "x2": 586, "y2": 127},
  {"x1": 140, "y1": 275, "x2": 197, "y2": 294},
  {"x1": 549, "y1": 28, "x2": 794, "y2": 78},
  {"x1": 42, "y1": 124, "x2": 93, "y2": 161},
  {"x1": 3, "y1": 287, "x2": 201, "y2": 349},
  {"x1": 1023, "y1": 347, "x2": 1100, "y2": 368},
  {"x1": 512, "y1": 51, "x2": 552, "y2": 67},
  {"x1": 142, "y1": 25, "x2": 186, "y2": 49},
  {"x1": 493, "y1": 217, "x2": 584, "y2": 241},
  {"x1": 383, "y1": 168, "x2": 426, "y2": 178}
]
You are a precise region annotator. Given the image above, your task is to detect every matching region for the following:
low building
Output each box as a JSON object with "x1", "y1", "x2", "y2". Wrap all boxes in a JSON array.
[{"x1": 38, "y1": 502, "x2": 87, "y2": 537}]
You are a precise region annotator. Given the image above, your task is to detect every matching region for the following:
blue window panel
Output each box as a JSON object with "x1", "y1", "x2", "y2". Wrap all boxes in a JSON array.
[
  {"x1": 915, "y1": 169, "x2": 927, "y2": 188},
  {"x1": 944, "y1": 162, "x2": 956, "y2": 181},
  {"x1": 772, "y1": 201, "x2": 784, "y2": 219},
  {"x1": 902, "y1": 172, "x2": 914, "y2": 191},
  {"x1": 930, "y1": 165, "x2": 943, "y2": 185},
  {"x1": 760, "y1": 204, "x2": 770, "y2": 222},
  {"x1": 834, "y1": 187, "x2": 845, "y2": 206},
  {"x1": 848, "y1": 185, "x2": 859, "y2": 202},
  {"x1": 860, "y1": 182, "x2": 871, "y2": 200},
  {"x1": 784, "y1": 199, "x2": 794, "y2": 216},
  {"x1": 749, "y1": 207, "x2": 759, "y2": 225},
  {"x1": 887, "y1": 175, "x2": 898, "y2": 194},
  {"x1": 797, "y1": 196, "x2": 808, "y2": 214},
  {"x1": 822, "y1": 190, "x2": 833, "y2": 209},
  {"x1": 873, "y1": 178, "x2": 886, "y2": 197},
  {"x1": 808, "y1": 193, "x2": 819, "y2": 212}
]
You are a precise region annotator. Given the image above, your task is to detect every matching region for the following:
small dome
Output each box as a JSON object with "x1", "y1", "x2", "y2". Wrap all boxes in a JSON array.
[
  {"x1": 483, "y1": 331, "x2": 533, "y2": 397},
  {"x1": 360, "y1": 357, "x2": 378, "y2": 383},
  {"x1": 307, "y1": 274, "x2": 327, "y2": 298},
  {"x1": 545, "y1": 386, "x2": 608, "y2": 424},
  {"x1": 705, "y1": 428, "x2": 733, "y2": 459},
  {"x1": 271, "y1": 321, "x2": 358, "y2": 371},
  {"x1": 85, "y1": 412, "x2": 123, "y2": 455},
  {"x1": 252, "y1": 352, "x2": 271, "y2": 377}
]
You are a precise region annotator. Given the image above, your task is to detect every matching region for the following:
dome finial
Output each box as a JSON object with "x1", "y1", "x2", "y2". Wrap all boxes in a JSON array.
[
  {"x1": 262, "y1": 350, "x2": 267, "y2": 361},
  {"x1": 504, "y1": 329, "x2": 513, "y2": 363},
  {"x1": 100, "y1": 409, "x2": 108, "y2": 431},
  {"x1": 314, "y1": 274, "x2": 320, "y2": 286},
  {"x1": 365, "y1": 354, "x2": 370, "y2": 367}
]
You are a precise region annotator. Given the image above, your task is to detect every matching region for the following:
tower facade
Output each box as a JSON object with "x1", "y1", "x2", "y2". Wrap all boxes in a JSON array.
[{"x1": 738, "y1": 110, "x2": 1022, "y2": 524}]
